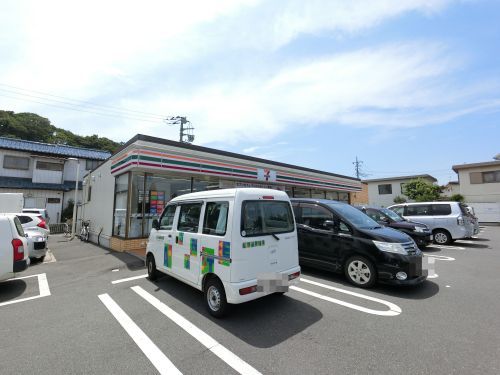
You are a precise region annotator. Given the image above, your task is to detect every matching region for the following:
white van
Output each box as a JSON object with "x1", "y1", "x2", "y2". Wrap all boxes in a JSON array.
[
  {"x1": 0, "y1": 215, "x2": 29, "y2": 282},
  {"x1": 146, "y1": 188, "x2": 301, "y2": 317}
]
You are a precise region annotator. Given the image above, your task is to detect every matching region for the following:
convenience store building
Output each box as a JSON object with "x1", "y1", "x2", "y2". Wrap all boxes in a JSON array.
[{"x1": 81, "y1": 134, "x2": 362, "y2": 253}]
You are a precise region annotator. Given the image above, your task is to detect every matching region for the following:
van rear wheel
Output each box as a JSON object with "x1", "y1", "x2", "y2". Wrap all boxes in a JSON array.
[
  {"x1": 345, "y1": 256, "x2": 376, "y2": 288},
  {"x1": 205, "y1": 278, "x2": 228, "y2": 318}
]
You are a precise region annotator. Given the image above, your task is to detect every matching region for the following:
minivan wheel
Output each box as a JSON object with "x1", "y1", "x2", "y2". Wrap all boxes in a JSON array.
[
  {"x1": 204, "y1": 278, "x2": 228, "y2": 318},
  {"x1": 146, "y1": 254, "x2": 158, "y2": 281},
  {"x1": 433, "y1": 229, "x2": 451, "y2": 245},
  {"x1": 345, "y1": 256, "x2": 376, "y2": 288}
]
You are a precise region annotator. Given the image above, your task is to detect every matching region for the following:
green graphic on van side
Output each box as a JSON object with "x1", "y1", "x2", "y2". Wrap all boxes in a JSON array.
[
  {"x1": 184, "y1": 254, "x2": 190, "y2": 269},
  {"x1": 218, "y1": 241, "x2": 230, "y2": 267},
  {"x1": 164, "y1": 244, "x2": 172, "y2": 268},
  {"x1": 178, "y1": 232, "x2": 184, "y2": 245},
  {"x1": 190, "y1": 238, "x2": 197, "y2": 256},
  {"x1": 242, "y1": 240, "x2": 265, "y2": 249},
  {"x1": 201, "y1": 247, "x2": 214, "y2": 274}
]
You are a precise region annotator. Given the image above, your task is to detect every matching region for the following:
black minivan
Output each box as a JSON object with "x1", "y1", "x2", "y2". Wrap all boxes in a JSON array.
[{"x1": 291, "y1": 199, "x2": 427, "y2": 288}]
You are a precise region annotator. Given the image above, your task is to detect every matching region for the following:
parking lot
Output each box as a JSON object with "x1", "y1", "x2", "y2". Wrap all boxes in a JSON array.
[{"x1": 1, "y1": 227, "x2": 499, "y2": 374}]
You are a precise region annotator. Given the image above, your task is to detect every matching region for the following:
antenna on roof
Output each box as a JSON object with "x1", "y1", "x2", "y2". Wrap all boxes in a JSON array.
[{"x1": 165, "y1": 116, "x2": 195, "y2": 144}]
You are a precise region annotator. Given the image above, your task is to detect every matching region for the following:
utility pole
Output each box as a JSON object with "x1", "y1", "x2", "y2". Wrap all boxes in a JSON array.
[
  {"x1": 353, "y1": 156, "x2": 364, "y2": 179},
  {"x1": 165, "y1": 116, "x2": 195, "y2": 143}
]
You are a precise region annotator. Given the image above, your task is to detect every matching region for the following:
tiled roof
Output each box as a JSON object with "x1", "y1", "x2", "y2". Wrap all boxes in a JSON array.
[
  {"x1": 0, "y1": 137, "x2": 111, "y2": 160},
  {"x1": 362, "y1": 174, "x2": 437, "y2": 183},
  {"x1": 0, "y1": 176, "x2": 82, "y2": 191}
]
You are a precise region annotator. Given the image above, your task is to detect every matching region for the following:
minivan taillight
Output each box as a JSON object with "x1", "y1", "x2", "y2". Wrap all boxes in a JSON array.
[
  {"x1": 457, "y1": 216, "x2": 464, "y2": 226},
  {"x1": 37, "y1": 220, "x2": 48, "y2": 229},
  {"x1": 12, "y1": 239, "x2": 24, "y2": 262}
]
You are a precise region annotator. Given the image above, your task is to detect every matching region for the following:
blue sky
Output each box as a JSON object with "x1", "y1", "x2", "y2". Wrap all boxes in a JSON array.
[{"x1": 1, "y1": 0, "x2": 499, "y2": 184}]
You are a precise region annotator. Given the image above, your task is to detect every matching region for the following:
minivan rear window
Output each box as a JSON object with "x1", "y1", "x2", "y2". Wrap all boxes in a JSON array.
[{"x1": 241, "y1": 200, "x2": 294, "y2": 237}]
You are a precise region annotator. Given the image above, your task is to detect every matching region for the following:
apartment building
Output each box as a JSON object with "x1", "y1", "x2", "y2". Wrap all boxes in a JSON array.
[{"x1": 0, "y1": 137, "x2": 111, "y2": 223}]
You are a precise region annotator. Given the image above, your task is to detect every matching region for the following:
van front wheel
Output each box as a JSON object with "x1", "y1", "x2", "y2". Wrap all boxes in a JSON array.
[
  {"x1": 345, "y1": 256, "x2": 376, "y2": 288},
  {"x1": 147, "y1": 254, "x2": 158, "y2": 281},
  {"x1": 205, "y1": 278, "x2": 228, "y2": 318}
]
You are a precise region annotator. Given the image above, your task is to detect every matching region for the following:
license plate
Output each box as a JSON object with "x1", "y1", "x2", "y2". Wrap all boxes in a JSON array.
[{"x1": 257, "y1": 273, "x2": 289, "y2": 293}]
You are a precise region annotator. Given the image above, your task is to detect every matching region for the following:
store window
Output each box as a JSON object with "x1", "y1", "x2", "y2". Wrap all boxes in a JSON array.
[
  {"x1": 128, "y1": 173, "x2": 145, "y2": 238},
  {"x1": 325, "y1": 191, "x2": 339, "y2": 200},
  {"x1": 338, "y1": 192, "x2": 349, "y2": 203},
  {"x1": 293, "y1": 188, "x2": 311, "y2": 198},
  {"x1": 311, "y1": 189, "x2": 326, "y2": 199},
  {"x1": 113, "y1": 173, "x2": 129, "y2": 237},
  {"x1": 193, "y1": 176, "x2": 220, "y2": 192}
]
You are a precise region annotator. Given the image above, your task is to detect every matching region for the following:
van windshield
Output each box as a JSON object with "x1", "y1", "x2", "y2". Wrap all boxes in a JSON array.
[
  {"x1": 241, "y1": 200, "x2": 295, "y2": 237},
  {"x1": 328, "y1": 203, "x2": 380, "y2": 229}
]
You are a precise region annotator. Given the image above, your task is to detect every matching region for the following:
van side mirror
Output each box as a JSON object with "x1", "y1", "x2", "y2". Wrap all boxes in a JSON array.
[{"x1": 152, "y1": 219, "x2": 160, "y2": 231}]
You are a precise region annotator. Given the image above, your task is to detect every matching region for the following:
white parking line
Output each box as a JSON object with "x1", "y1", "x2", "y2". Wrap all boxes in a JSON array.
[
  {"x1": 98, "y1": 293, "x2": 182, "y2": 375},
  {"x1": 43, "y1": 250, "x2": 57, "y2": 263},
  {"x1": 0, "y1": 273, "x2": 51, "y2": 307},
  {"x1": 112, "y1": 274, "x2": 148, "y2": 284},
  {"x1": 424, "y1": 254, "x2": 455, "y2": 261},
  {"x1": 132, "y1": 285, "x2": 262, "y2": 375},
  {"x1": 427, "y1": 245, "x2": 465, "y2": 250},
  {"x1": 291, "y1": 278, "x2": 401, "y2": 317}
]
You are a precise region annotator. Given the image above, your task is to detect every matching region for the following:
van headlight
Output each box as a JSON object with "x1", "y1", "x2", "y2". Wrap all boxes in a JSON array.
[{"x1": 372, "y1": 240, "x2": 408, "y2": 255}]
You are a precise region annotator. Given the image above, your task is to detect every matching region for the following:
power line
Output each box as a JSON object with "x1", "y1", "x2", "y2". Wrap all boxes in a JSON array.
[
  {"x1": 353, "y1": 156, "x2": 368, "y2": 179},
  {"x1": 0, "y1": 82, "x2": 167, "y2": 120},
  {"x1": 0, "y1": 92, "x2": 162, "y2": 124}
]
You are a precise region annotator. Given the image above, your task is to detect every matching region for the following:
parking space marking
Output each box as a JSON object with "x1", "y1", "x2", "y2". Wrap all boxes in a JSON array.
[
  {"x1": 98, "y1": 293, "x2": 182, "y2": 375},
  {"x1": 426, "y1": 245, "x2": 465, "y2": 250},
  {"x1": 132, "y1": 285, "x2": 262, "y2": 375},
  {"x1": 112, "y1": 274, "x2": 148, "y2": 284},
  {"x1": 43, "y1": 250, "x2": 57, "y2": 263},
  {"x1": 0, "y1": 273, "x2": 51, "y2": 307},
  {"x1": 424, "y1": 254, "x2": 455, "y2": 261},
  {"x1": 291, "y1": 278, "x2": 401, "y2": 316}
]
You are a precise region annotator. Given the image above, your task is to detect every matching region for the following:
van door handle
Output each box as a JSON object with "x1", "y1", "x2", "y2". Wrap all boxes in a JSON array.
[
  {"x1": 168, "y1": 234, "x2": 172, "y2": 238},
  {"x1": 175, "y1": 236, "x2": 178, "y2": 244}
]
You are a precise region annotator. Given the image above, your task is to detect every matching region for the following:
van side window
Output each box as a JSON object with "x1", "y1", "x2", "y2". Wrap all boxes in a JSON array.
[
  {"x1": 159, "y1": 205, "x2": 176, "y2": 230},
  {"x1": 406, "y1": 205, "x2": 431, "y2": 216},
  {"x1": 431, "y1": 204, "x2": 451, "y2": 215},
  {"x1": 177, "y1": 203, "x2": 202, "y2": 233},
  {"x1": 301, "y1": 204, "x2": 333, "y2": 230},
  {"x1": 203, "y1": 202, "x2": 229, "y2": 236}
]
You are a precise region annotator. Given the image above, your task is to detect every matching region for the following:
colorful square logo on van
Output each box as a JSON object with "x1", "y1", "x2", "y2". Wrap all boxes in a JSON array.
[
  {"x1": 218, "y1": 241, "x2": 230, "y2": 266},
  {"x1": 201, "y1": 247, "x2": 214, "y2": 274},
  {"x1": 178, "y1": 232, "x2": 184, "y2": 245},
  {"x1": 190, "y1": 238, "x2": 198, "y2": 256},
  {"x1": 164, "y1": 244, "x2": 172, "y2": 268},
  {"x1": 184, "y1": 254, "x2": 190, "y2": 269}
]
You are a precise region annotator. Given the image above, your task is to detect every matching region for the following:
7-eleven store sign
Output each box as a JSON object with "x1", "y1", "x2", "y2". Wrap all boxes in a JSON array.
[{"x1": 257, "y1": 168, "x2": 276, "y2": 182}]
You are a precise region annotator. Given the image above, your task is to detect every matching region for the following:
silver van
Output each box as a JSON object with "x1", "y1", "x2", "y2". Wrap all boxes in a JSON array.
[{"x1": 387, "y1": 202, "x2": 474, "y2": 245}]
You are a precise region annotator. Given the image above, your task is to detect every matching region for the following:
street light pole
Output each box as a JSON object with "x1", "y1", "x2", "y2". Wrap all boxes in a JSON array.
[{"x1": 69, "y1": 158, "x2": 80, "y2": 240}]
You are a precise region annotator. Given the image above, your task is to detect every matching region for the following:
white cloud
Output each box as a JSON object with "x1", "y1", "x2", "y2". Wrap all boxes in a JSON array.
[{"x1": 2, "y1": 0, "x2": 494, "y2": 146}]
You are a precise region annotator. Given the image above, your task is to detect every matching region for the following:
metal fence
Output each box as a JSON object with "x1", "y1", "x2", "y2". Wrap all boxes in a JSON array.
[{"x1": 49, "y1": 223, "x2": 69, "y2": 234}]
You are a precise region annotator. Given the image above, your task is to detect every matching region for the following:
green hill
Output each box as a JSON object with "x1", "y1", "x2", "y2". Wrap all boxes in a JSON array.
[{"x1": 0, "y1": 110, "x2": 122, "y2": 153}]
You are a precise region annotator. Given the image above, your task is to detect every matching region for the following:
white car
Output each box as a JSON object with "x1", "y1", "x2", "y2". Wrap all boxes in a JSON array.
[
  {"x1": 22, "y1": 208, "x2": 50, "y2": 224},
  {"x1": 24, "y1": 228, "x2": 48, "y2": 262},
  {"x1": 14, "y1": 213, "x2": 50, "y2": 237},
  {"x1": 0, "y1": 214, "x2": 29, "y2": 282}
]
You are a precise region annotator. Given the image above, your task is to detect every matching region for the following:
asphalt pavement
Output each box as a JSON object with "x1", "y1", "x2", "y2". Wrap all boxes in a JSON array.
[{"x1": 1, "y1": 227, "x2": 499, "y2": 374}]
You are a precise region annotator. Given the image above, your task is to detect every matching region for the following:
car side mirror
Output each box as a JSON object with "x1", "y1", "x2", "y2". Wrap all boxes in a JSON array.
[
  {"x1": 324, "y1": 220, "x2": 334, "y2": 230},
  {"x1": 152, "y1": 219, "x2": 160, "y2": 231}
]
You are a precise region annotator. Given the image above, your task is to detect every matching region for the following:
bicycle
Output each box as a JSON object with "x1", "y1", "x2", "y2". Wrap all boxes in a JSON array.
[{"x1": 80, "y1": 220, "x2": 90, "y2": 242}]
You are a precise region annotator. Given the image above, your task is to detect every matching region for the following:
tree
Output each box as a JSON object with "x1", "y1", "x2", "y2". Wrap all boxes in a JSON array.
[
  {"x1": 404, "y1": 178, "x2": 441, "y2": 202},
  {"x1": 393, "y1": 195, "x2": 407, "y2": 204},
  {"x1": 450, "y1": 194, "x2": 465, "y2": 202}
]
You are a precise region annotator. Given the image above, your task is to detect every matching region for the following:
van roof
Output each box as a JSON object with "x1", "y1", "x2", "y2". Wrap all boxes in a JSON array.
[
  {"x1": 169, "y1": 188, "x2": 289, "y2": 202},
  {"x1": 390, "y1": 201, "x2": 459, "y2": 206}
]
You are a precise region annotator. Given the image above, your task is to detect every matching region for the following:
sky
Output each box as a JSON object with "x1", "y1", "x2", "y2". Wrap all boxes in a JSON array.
[{"x1": 0, "y1": 0, "x2": 499, "y2": 185}]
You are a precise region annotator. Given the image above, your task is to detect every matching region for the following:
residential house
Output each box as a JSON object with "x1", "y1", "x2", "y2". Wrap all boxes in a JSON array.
[{"x1": 0, "y1": 137, "x2": 111, "y2": 223}]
